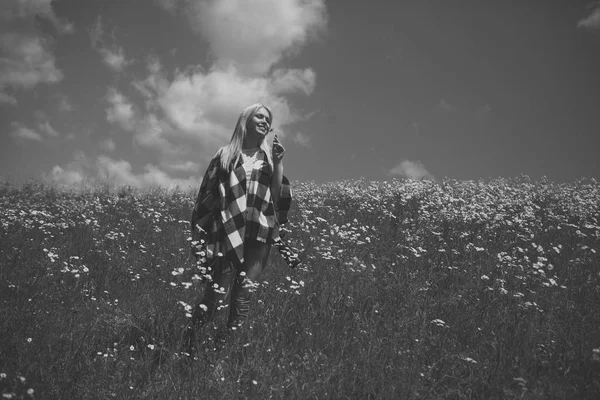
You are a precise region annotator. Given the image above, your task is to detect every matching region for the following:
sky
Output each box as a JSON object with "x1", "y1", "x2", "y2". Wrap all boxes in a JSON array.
[{"x1": 1, "y1": 0, "x2": 600, "y2": 189}]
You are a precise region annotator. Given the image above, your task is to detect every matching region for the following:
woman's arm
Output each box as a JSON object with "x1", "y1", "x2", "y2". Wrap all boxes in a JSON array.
[{"x1": 271, "y1": 134, "x2": 285, "y2": 205}]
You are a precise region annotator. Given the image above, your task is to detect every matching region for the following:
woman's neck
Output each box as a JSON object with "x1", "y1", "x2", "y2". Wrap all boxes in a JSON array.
[{"x1": 242, "y1": 134, "x2": 264, "y2": 150}]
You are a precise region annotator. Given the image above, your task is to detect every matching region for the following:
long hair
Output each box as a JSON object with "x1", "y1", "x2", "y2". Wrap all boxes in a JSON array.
[{"x1": 218, "y1": 103, "x2": 274, "y2": 173}]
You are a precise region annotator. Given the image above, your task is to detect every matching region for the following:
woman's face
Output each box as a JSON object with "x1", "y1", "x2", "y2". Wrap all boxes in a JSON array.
[{"x1": 247, "y1": 107, "x2": 271, "y2": 138}]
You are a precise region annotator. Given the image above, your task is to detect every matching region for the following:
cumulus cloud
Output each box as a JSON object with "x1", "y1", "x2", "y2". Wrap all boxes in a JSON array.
[
  {"x1": 0, "y1": 0, "x2": 72, "y2": 103},
  {"x1": 389, "y1": 160, "x2": 434, "y2": 180},
  {"x1": 106, "y1": 88, "x2": 137, "y2": 131},
  {"x1": 0, "y1": 0, "x2": 74, "y2": 34},
  {"x1": 47, "y1": 150, "x2": 90, "y2": 186},
  {"x1": 10, "y1": 118, "x2": 60, "y2": 141},
  {"x1": 38, "y1": 120, "x2": 59, "y2": 137},
  {"x1": 10, "y1": 121, "x2": 43, "y2": 141},
  {"x1": 0, "y1": 92, "x2": 17, "y2": 106},
  {"x1": 95, "y1": 155, "x2": 197, "y2": 189},
  {"x1": 437, "y1": 99, "x2": 456, "y2": 112},
  {"x1": 72, "y1": 0, "x2": 327, "y2": 188},
  {"x1": 56, "y1": 93, "x2": 73, "y2": 112},
  {"x1": 130, "y1": 60, "x2": 307, "y2": 166},
  {"x1": 269, "y1": 68, "x2": 316, "y2": 96},
  {"x1": 165, "y1": 0, "x2": 326, "y2": 75},
  {"x1": 578, "y1": 4, "x2": 600, "y2": 30},
  {"x1": 50, "y1": 152, "x2": 198, "y2": 189},
  {"x1": 90, "y1": 16, "x2": 130, "y2": 72},
  {"x1": 101, "y1": 138, "x2": 116, "y2": 152},
  {"x1": 292, "y1": 131, "x2": 311, "y2": 147},
  {"x1": 0, "y1": 34, "x2": 63, "y2": 89}
]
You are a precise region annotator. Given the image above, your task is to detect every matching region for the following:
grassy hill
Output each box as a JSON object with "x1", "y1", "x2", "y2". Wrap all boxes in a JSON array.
[{"x1": 1, "y1": 177, "x2": 599, "y2": 399}]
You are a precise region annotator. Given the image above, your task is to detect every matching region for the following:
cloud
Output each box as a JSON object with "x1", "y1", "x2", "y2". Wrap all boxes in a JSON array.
[
  {"x1": 56, "y1": 93, "x2": 73, "y2": 112},
  {"x1": 578, "y1": 4, "x2": 600, "y2": 30},
  {"x1": 38, "y1": 120, "x2": 59, "y2": 137},
  {"x1": 0, "y1": 0, "x2": 73, "y2": 102},
  {"x1": 0, "y1": 33, "x2": 63, "y2": 90},
  {"x1": 292, "y1": 132, "x2": 311, "y2": 147},
  {"x1": 0, "y1": 0, "x2": 74, "y2": 34},
  {"x1": 269, "y1": 68, "x2": 316, "y2": 96},
  {"x1": 61, "y1": 0, "x2": 328, "y2": 188},
  {"x1": 437, "y1": 99, "x2": 456, "y2": 112},
  {"x1": 97, "y1": 156, "x2": 198, "y2": 188},
  {"x1": 177, "y1": 0, "x2": 327, "y2": 75},
  {"x1": 105, "y1": 88, "x2": 137, "y2": 131},
  {"x1": 154, "y1": 0, "x2": 179, "y2": 13},
  {"x1": 10, "y1": 121, "x2": 43, "y2": 141},
  {"x1": 389, "y1": 160, "x2": 434, "y2": 180},
  {"x1": 132, "y1": 60, "x2": 306, "y2": 150},
  {"x1": 50, "y1": 165, "x2": 85, "y2": 186},
  {"x1": 101, "y1": 138, "x2": 116, "y2": 152},
  {"x1": 50, "y1": 152, "x2": 198, "y2": 189},
  {"x1": 0, "y1": 92, "x2": 17, "y2": 106},
  {"x1": 47, "y1": 150, "x2": 90, "y2": 186},
  {"x1": 90, "y1": 16, "x2": 130, "y2": 72}
]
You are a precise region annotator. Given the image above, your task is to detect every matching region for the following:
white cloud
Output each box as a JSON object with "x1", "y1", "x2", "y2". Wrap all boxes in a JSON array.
[
  {"x1": 101, "y1": 138, "x2": 116, "y2": 152},
  {"x1": 50, "y1": 152, "x2": 198, "y2": 189},
  {"x1": 164, "y1": 160, "x2": 201, "y2": 173},
  {"x1": 58, "y1": 0, "x2": 328, "y2": 188},
  {"x1": 182, "y1": 0, "x2": 327, "y2": 75},
  {"x1": 578, "y1": 5, "x2": 600, "y2": 30},
  {"x1": 10, "y1": 121, "x2": 43, "y2": 141},
  {"x1": 47, "y1": 150, "x2": 90, "y2": 186},
  {"x1": 56, "y1": 93, "x2": 73, "y2": 112},
  {"x1": 90, "y1": 16, "x2": 130, "y2": 72},
  {"x1": 389, "y1": 160, "x2": 434, "y2": 180},
  {"x1": 292, "y1": 131, "x2": 311, "y2": 147},
  {"x1": 100, "y1": 47, "x2": 128, "y2": 72},
  {"x1": 437, "y1": 99, "x2": 456, "y2": 111},
  {"x1": 0, "y1": 0, "x2": 72, "y2": 101},
  {"x1": 0, "y1": 0, "x2": 74, "y2": 34},
  {"x1": 96, "y1": 155, "x2": 197, "y2": 189},
  {"x1": 0, "y1": 92, "x2": 17, "y2": 106},
  {"x1": 270, "y1": 68, "x2": 316, "y2": 96},
  {"x1": 50, "y1": 165, "x2": 85, "y2": 186},
  {"x1": 0, "y1": 33, "x2": 63, "y2": 89},
  {"x1": 38, "y1": 120, "x2": 59, "y2": 137},
  {"x1": 106, "y1": 88, "x2": 137, "y2": 131},
  {"x1": 154, "y1": 0, "x2": 179, "y2": 13}
]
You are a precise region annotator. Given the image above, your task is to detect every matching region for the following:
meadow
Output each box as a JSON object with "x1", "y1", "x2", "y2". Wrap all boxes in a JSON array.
[{"x1": 1, "y1": 176, "x2": 599, "y2": 399}]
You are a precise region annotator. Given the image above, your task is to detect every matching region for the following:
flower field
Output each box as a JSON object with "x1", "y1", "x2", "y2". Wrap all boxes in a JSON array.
[{"x1": 1, "y1": 176, "x2": 599, "y2": 399}]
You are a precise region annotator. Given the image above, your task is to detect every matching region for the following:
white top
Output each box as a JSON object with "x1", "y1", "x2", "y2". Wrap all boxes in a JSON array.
[{"x1": 241, "y1": 147, "x2": 260, "y2": 183}]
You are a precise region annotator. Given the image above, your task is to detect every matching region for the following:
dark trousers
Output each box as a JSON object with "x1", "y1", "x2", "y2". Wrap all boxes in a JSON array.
[{"x1": 193, "y1": 239, "x2": 271, "y2": 331}]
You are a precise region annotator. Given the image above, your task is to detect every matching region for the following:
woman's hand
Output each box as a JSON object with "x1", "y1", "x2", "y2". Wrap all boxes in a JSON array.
[{"x1": 272, "y1": 134, "x2": 285, "y2": 164}]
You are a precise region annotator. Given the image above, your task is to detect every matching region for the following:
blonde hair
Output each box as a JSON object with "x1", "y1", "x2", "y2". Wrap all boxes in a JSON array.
[{"x1": 218, "y1": 103, "x2": 274, "y2": 173}]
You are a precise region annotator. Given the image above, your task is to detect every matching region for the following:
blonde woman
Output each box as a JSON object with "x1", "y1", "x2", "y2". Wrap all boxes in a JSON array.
[{"x1": 186, "y1": 103, "x2": 297, "y2": 353}]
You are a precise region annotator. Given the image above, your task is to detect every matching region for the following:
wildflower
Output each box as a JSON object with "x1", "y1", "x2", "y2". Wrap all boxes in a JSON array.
[
  {"x1": 27, "y1": 389, "x2": 34, "y2": 395},
  {"x1": 431, "y1": 319, "x2": 447, "y2": 327},
  {"x1": 130, "y1": 345, "x2": 135, "y2": 351},
  {"x1": 592, "y1": 348, "x2": 600, "y2": 363},
  {"x1": 148, "y1": 344, "x2": 155, "y2": 350}
]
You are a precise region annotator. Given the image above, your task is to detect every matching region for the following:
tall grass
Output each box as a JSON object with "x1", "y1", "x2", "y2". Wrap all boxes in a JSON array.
[{"x1": 1, "y1": 176, "x2": 599, "y2": 399}]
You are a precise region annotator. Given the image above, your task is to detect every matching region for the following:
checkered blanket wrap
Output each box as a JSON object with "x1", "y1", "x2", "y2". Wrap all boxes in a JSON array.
[{"x1": 191, "y1": 151, "x2": 296, "y2": 269}]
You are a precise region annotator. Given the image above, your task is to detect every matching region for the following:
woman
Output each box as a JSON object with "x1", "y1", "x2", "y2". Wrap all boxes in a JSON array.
[{"x1": 185, "y1": 103, "x2": 294, "y2": 353}]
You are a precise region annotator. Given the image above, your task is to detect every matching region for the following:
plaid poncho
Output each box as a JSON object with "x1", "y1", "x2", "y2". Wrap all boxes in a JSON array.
[{"x1": 191, "y1": 149, "x2": 293, "y2": 269}]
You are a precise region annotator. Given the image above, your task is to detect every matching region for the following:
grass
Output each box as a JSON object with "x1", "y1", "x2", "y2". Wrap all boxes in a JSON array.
[{"x1": 1, "y1": 176, "x2": 599, "y2": 399}]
